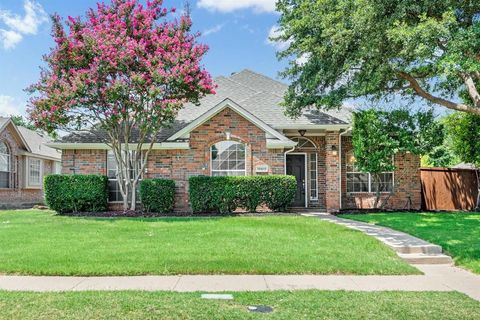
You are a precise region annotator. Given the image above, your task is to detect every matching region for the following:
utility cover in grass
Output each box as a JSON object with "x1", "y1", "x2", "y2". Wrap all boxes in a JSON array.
[{"x1": 248, "y1": 305, "x2": 273, "y2": 313}]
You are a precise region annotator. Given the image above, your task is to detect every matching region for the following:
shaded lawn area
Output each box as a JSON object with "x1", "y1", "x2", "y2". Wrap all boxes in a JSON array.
[
  {"x1": 0, "y1": 210, "x2": 417, "y2": 276},
  {"x1": 340, "y1": 212, "x2": 480, "y2": 274},
  {"x1": 0, "y1": 290, "x2": 479, "y2": 320}
]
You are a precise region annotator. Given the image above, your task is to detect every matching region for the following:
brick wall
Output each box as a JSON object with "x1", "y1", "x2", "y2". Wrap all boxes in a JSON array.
[
  {"x1": 341, "y1": 136, "x2": 421, "y2": 210},
  {"x1": 0, "y1": 125, "x2": 56, "y2": 208},
  {"x1": 59, "y1": 118, "x2": 421, "y2": 212},
  {"x1": 64, "y1": 108, "x2": 287, "y2": 212},
  {"x1": 325, "y1": 131, "x2": 341, "y2": 212},
  {"x1": 62, "y1": 149, "x2": 107, "y2": 175}
]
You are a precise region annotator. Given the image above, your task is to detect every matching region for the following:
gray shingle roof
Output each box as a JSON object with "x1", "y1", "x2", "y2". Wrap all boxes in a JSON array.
[
  {"x1": 60, "y1": 70, "x2": 352, "y2": 143},
  {"x1": 0, "y1": 117, "x2": 61, "y2": 160},
  {"x1": 17, "y1": 126, "x2": 62, "y2": 159}
]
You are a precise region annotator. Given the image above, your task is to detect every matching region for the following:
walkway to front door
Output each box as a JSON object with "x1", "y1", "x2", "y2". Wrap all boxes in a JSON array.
[{"x1": 286, "y1": 154, "x2": 306, "y2": 207}]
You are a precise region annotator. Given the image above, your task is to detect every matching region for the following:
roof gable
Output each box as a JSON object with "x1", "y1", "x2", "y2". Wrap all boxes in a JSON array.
[
  {"x1": 0, "y1": 117, "x2": 61, "y2": 160},
  {"x1": 167, "y1": 98, "x2": 292, "y2": 143},
  {"x1": 0, "y1": 117, "x2": 31, "y2": 152}
]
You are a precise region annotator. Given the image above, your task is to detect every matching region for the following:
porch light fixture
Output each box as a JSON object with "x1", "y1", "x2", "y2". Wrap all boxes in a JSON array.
[
  {"x1": 225, "y1": 130, "x2": 231, "y2": 140},
  {"x1": 298, "y1": 129, "x2": 306, "y2": 137},
  {"x1": 331, "y1": 144, "x2": 338, "y2": 156}
]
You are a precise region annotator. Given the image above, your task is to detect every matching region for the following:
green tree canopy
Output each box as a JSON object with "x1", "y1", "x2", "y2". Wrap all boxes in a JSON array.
[
  {"x1": 444, "y1": 112, "x2": 480, "y2": 166},
  {"x1": 352, "y1": 109, "x2": 444, "y2": 207},
  {"x1": 10, "y1": 115, "x2": 37, "y2": 131},
  {"x1": 275, "y1": 0, "x2": 480, "y2": 117}
]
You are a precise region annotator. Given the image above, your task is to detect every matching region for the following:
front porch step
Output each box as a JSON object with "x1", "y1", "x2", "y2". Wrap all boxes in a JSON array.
[
  {"x1": 391, "y1": 244, "x2": 443, "y2": 255},
  {"x1": 398, "y1": 253, "x2": 453, "y2": 265}
]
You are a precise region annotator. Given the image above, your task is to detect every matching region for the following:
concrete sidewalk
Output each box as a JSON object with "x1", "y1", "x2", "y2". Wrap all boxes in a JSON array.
[
  {"x1": 0, "y1": 265, "x2": 479, "y2": 301},
  {"x1": 303, "y1": 213, "x2": 454, "y2": 264}
]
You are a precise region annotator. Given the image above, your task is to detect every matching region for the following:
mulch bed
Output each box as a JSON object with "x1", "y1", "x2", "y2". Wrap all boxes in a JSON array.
[{"x1": 59, "y1": 211, "x2": 298, "y2": 218}]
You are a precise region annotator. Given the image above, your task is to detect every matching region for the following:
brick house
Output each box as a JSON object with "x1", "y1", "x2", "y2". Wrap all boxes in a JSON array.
[
  {"x1": 0, "y1": 117, "x2": 62, "y2": 209},
  {"x1": 48, "y1": 70, "x2": 421, "y2": 212}
]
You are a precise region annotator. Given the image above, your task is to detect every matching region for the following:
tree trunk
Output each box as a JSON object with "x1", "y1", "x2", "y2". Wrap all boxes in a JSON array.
[
  {"x1": 373, "y1": 173, "x2": 381, "y2": 209},
  {"x1": 476, "y1": 169, "x2": 480, "y2": 211},
  {"x1": 130, "y1": 180, "x2": 137, "y2": 211}
]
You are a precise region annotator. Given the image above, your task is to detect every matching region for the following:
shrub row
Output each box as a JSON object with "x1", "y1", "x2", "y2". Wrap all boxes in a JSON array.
[
  {"x1": 44, "y1": 175, "x2": 109, "y2": 214},
  {"x1": 45, "y1": 175, "x2": 176, "y2": 214},
  {"x1": 45, "y1": 174, "x2": 295, "y2": 214},
  {"x1": 189, "y1": 175, "x2": 297, "y2": 213}
]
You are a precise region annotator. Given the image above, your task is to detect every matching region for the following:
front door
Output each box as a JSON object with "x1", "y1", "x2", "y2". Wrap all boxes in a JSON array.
[{"x1": 286, "y1": 154, "x2": 306, "y2": 207}]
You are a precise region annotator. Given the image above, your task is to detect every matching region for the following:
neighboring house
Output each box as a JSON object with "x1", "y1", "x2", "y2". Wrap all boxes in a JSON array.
[
  {"x1": 48, "y1": 70, "x2": 421, "y2": 212},
  {"x1": 0, "y1": 117, "x2": 62, "y2": 209}
]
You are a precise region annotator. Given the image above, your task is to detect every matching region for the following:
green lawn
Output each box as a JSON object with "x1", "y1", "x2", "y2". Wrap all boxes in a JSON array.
[
  {"x1": 340, "y1": 212, "x2": 480, "y2": 274},
  {"x1": 0, "y1": 210, "x2": 417, "y2": 276},
  {"x1": 0, "y1": 290, "x2": 479, "y2": 319}
]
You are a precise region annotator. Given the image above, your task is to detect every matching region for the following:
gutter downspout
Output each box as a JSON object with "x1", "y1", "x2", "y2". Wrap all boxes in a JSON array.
[
  {"x1": 284, "y1": 146, "x2": 296, "y2": 174},
  {"x1": 339, "y1": 128, "x2": 351, "y2": 211}
]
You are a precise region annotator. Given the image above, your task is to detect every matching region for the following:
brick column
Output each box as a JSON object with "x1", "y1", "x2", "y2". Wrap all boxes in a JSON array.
[{"x1": 325, "y1": 131, "x2": 341, "y2": 212}]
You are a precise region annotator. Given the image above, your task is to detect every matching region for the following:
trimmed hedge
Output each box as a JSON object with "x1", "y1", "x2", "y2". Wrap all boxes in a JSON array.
[
  {"x1": 189, "y1": 175, "x2": 297, "y2": 213},
  {"x1": 139, "y1": 179, "x2": 176, "y2": 214},
  {"x1": 44, "y1": 175, "x2": 108, "y2": 213}
]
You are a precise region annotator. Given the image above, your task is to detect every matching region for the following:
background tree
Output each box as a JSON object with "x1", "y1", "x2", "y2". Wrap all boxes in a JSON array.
[
  {"x1": 10, "y1": 115, "x2": 37, "y2": 131},
  {"x1": 275, "y1": 0, "x2": 480, "y2": 117},
  {"x1": 28, "y1": 0, "x2": 215, "y2": 211},
  {"x1": 352, "y1": 109, "x2": 444, "y2": 208},
  {"x1": 421, "y1": 145, "x2": 459, "y2": 167},
  {"x1": 444, "y1": 112, "x2": 480, "y2": 208}
]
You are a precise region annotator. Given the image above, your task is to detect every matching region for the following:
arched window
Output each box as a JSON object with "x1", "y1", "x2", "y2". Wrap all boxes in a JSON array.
[
  {"x1": 291, "y1": 137, "x2": 317, "y2": 150},
  {"x1": 211, "y1": 141, "x2": 246, "y2": 176},
  {"x1": 0, "y1": 141, "x2": 10, "y2": 188}
]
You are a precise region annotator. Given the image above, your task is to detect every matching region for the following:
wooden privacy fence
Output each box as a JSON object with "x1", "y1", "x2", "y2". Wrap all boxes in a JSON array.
[{"x1": 421, "y1": 167, "x2": 479, "y2": 211}]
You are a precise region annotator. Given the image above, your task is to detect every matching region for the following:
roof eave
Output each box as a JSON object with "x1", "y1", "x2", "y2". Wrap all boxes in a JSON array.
[
  {"x1": 46, "y1": 142, "x2": 190, "y2": 150},
  {"x1": 274, "y1": 124, "x2": 351, "y2": 130},
  {"x1": 17, "y1": 150, "x2": 61, "y2": 161}
]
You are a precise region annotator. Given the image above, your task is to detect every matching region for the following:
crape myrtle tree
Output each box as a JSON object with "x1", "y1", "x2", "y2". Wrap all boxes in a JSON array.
[
  {"x1": 274, "y1": 0, "x2": 480, "y2": 118},
  {"x1": 444, "y1": 112, "x2": 480, "y2": 209},
  {"x1": 27, "y1": 0, "x2": 215, "y2": 211},
  {"x1": 352, "y1": 109, "x2": 444, "y2": 209}
]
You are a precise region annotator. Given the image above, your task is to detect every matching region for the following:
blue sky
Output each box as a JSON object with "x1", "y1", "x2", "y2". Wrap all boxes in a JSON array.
[{"x1": 0, "y1": 0, "x2": 285, "y2": 116}]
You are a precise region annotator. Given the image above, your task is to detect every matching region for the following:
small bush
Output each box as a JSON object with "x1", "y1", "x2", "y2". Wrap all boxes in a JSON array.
[
  {"x1": 259, "y1": 175, "x2": 297, "y2": 212},
  {"x1": 189, "y1": 176, "x2": 237, "y2": 214},
  {"x1": 139, "y1": 179, "x2": 176, "y2": 214},
  {"x1": 44, "y1": 175, "x2": 108, "y2": 213},
  {"x1": 188, "y1": 175, "x2": 297, "y2": 213}
]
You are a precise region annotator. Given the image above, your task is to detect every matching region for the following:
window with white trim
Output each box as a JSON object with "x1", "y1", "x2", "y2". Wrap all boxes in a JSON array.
[
  {"x1": 211, "y1": 141, "x2": 246, "y2": 176},
  {"x1": 310, "y1": 153, "x2": 318, "y2": 200},
  {"x1": 346, "y1": 151, "x2": 394, "y2": 193},
  {"x1": 54, "y1": 161, "x2": 62, "y2": 174},
  {"x1": 107, "y1": 150, "x2": 142, "y2": 202},
  {"x1": 0, "y1": 141, "x2": 10, "y2": 188},
  {"x1": 28, "y1": 158, "x2": 42, "y2": 187}
]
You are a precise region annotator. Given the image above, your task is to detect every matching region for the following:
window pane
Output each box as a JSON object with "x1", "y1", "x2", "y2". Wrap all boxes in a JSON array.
[
  {"x1": 347, "y1": 173, "x2": 369, "y2": 193},
  {"x1": 54, "y1": 162, "x2": 62, "y2": 174},
  {"x1": 0, "y1": 154, "x2": 9, "y2": 172},
  {"x1": 0, "y1": 172, "x2": 8, "y2": 188},
  {"x1": 310, "y1": 153, "x2": 318, "y2": 200},
  {"x1": 371, "y1": 173, "x2": 394, "y2": 192},
  {"x1": 0, "y1": 142, "x2": 8, "y2": 154},
  {"x1": 211, "y1": 141, "x2": 246, "y2": 176},
  {"x1": 106, "y1": 150, "x2": 142, "y2": 202},
  {"x1": 29, "y1": 159, "x2": 41, "y2": 186}
]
